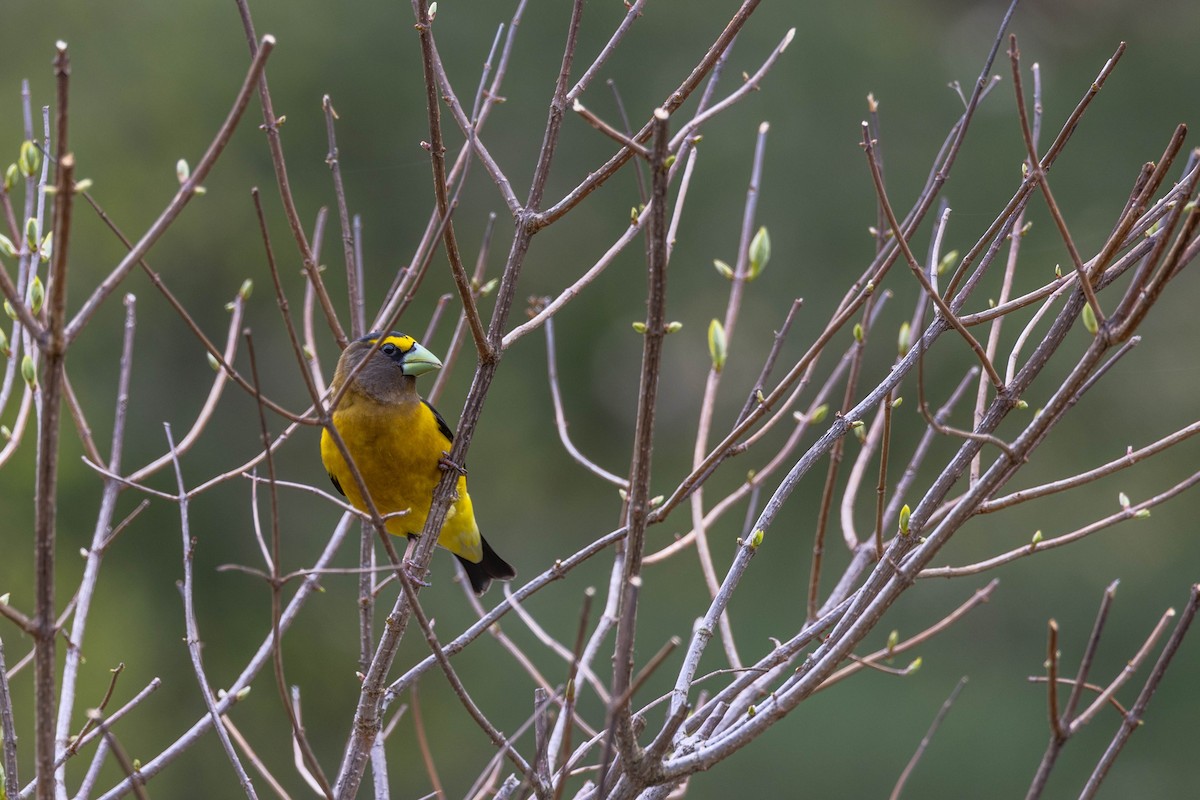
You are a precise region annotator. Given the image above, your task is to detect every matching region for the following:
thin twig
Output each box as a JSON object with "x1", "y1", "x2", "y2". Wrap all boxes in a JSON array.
[{"x1": 889, "y1": 677, "x2": 968, "y2": 800}]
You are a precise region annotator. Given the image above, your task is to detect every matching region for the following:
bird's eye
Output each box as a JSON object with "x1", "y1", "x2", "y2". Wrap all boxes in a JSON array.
[{"x1": 381, "y1": 343, "x2": 398, "y2": 356}]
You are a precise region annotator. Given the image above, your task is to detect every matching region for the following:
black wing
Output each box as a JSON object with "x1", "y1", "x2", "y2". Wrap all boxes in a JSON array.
[
  {"x1": 424, "y1": 400, "x2": 456, "y2": 444},
  {"x1": 328, "y1": 473, "x2": 345, "y2": 496}
]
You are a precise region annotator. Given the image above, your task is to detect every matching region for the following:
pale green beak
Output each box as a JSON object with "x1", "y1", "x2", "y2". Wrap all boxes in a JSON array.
[{"x1": 400, "y1": 342, "x2": 443, "y2": 376}]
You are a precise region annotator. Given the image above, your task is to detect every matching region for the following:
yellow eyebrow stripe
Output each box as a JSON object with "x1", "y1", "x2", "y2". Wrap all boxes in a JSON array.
[{"x1": 377, "y1": 334, "x2": 416, "y2": 351}]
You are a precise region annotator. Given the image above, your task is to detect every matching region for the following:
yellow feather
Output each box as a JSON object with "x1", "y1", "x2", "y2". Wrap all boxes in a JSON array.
[{"x1": 320, "y1": 391, "x2": 483, "y2": 563}]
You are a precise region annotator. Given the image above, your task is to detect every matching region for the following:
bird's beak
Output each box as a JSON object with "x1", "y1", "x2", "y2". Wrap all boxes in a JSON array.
[{"x1": 400, "y1": 342, "x2": 443, "y2": 376}]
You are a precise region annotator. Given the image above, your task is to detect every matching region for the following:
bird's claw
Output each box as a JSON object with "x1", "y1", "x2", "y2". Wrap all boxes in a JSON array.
[
  {"x1": 401, "y1": 559, "x2": 431, "y2": 588},
  {"x1": 438, "y1": 452, "x2": 467, "y2": 475}
]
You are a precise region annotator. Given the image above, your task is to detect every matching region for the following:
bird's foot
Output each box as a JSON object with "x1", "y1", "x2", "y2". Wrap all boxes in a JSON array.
[
  {"x1": 401, "y1": 559, "x2": 431, "y2": 588},
  {"x1": 438, "y1": 452, "x2": 467, "y2": 475}
]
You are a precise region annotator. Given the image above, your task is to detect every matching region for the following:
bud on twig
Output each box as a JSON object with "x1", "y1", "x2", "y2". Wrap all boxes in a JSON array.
[
  {"x1": 21, "y1": 353, "x2": 36, "y2": 388},
  {"x1": 897, "y1": 321, "x2": 911, "y2": 355},
  {"x1": 708, "y1": 319, "x2": 726, "y2": 372},
  {"x1": 748, "y1": 226, "x2": 770, "y2": 280},
  {"x1": 29, "y1": 275, "x2": 44, "y2": 314},
  {"x1": 19, "y1": 140, "x2": 40, "y2": 178},
  {"x1": 1081, "y1": 303, "x2": 1099, "y2": 335}
]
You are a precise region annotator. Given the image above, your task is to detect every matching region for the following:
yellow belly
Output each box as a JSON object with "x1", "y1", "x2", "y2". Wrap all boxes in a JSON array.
[{"x1": 320, "y1": 395, "x2": 483, "y2": 563}]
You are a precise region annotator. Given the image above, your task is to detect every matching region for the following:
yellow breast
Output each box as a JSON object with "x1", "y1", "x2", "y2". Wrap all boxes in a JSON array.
[{"x1": 320, "y1": 392, "x2": 482, "y2": 562}]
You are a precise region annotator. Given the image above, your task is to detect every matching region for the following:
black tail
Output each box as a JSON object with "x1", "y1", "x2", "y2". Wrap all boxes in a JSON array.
[{"x1": 456, "y1": 535, "x2": 516, "y2": 595}]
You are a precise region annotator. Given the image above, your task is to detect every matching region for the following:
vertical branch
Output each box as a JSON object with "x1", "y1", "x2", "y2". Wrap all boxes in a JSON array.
[
  {"x1": 413, "y1": 0, "x2": 489, "y2": 360},
  {"x1": 244, "y1": 335, "x2": 334, "y2": 799},
  {"x1": 1079, "y1": 585, "x2": 1200, "y2": 799},
  {"x1": 322, "y1": 96, "x2": 364, "y2": 339},
  {"x1": 33, "y1": 43, "x2": 74, "y2": 798},
  {"x1": 54, "y1": 293, "x2": 138, "y2": 792},
  {"x1": 0, "y1": 638, "x2": 19, "y2": 799},
  {"x1": 611, "y1": 106, "x2": 672, "y2": 785},
  {"x1": 233, "y1": 1, "x2": 346, "y2": 348},
  {"x1": 166, "y1": 425, "x2": 260, "y2": 799}
]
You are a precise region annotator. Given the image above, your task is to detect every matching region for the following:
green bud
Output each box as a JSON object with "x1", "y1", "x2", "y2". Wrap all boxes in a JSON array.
[
  {"x1": 853, "y1": 423, "x2": 866, "y2": 443},
  {"x1": 897, "y1": 322, "x2": 911, "y2": 355},
  {"x1": 1016, "y1": 399, "x2": 1029, "y2": 410},
  {"x1": 21, "y1": 353, "x2": 36, "y2": 387},
  {"x1": 665, "y1": 321, "x2": 683, "y2": 334},
  {"x1": 235, "y1": 685, "x2": 252, "y2": 701},
  {"x1": 1054, "y1": 263, "x2": 1062, "y2": 278},
  {"x1": 907, "y1": 657, "x2": 922, "y2": 673},
  {"x1": 0, "y1": 327, "x2": 8, "y2": 357},
  {"x1": 224, "y1": 302, "x2": 236, "y2": 312},
  {"x1": 631, "y1": 321, "x2": 647, "y2": 334},
  {"x1": 1134, "y1": 509, "x2": 1151, "y2": 519},
  {"x1": 73, "y1": 177, "x2": 93, "y2": 193},
  {"x1": 478, "y1": 278, "x2": 498, "y2": 296},
  {"x1": 937, "y1": 249, "x2": 958, "y2": 276},
  {"x1": 755, "y1": 389, "x2": 765, "y2": 405},
  {"x1": 207, "y1": 352, "x2": 220, "y2": 371},
  {"x1": 891, "y1": 396, "x2": 903, "y2": 409},
  {"x1": 1081, "y1": 303, "x2": 1099, "y2": 335},
  {"x1": 630, "y1": 206, "x2": 640, "y2": 225},
  {"x1": 708, "y1": 318, "x2": 726, "y2": 372},
  {"x1": 0, "y1": 425, "x2": 9, "y2": 440},
  {"x1": 649, "y1": 495, "x2": 664, "y2": 507},
  {"x1": 898, "y1": 504, "x2": 911, "y2": 535},
  {"x1": 428, "y1": 1, "x2": 438, "y2": 19},
  {"x1": 238, "y1": 278, "x2": 253, "y2": 300},
  {"x1": 1118, "y1": 492, "x2": 1130, "y2": 509},
  {"x1": 3, "y1": 301, "x2": 15, "y2": 320},
  {"x1": 0, "y1": 233, "x2": 15, "y2": 258},
  {"x1": 25, "y1": 217, "x2": 38, "y2": 249},
  {"x1": 852, "y1": 322, "x2": 864, "y2": 343},
  {"x1": 39, "y1": 231, "x2": 52, "y2": 263},
  {"x1": 886, "y1": 630, "x2": 899, "y2": 652},
  {"x1": 748, "y1": 226, "x2": 770, "y2": 280},
  {"x1": 19, "y1": 140, "x2": 40, "y2": 178},
  {"x1": 3, "y1": 163, "x2": 16, "y2": 192},
  {"x1": 748, "y1": 528, "x2": 764, "y2": 549},
  {"x1": 664, "y1": 154, "x2": 676, "y2": 170},
  {"x1": 29, "y1": 275, "x2": 44, "y2": 314},
  {"x1": 1031, "y1": 530, "x2": 1043, "y2": 545},
  {"x1": 713, "y1": 259, "x2": 734, "y2": 280},
  {"x1": 302, "y1": 345, "x2": 315, "y2": 360},
  {"x1": 176, "y1": 158, "x2": 190, "y2": 184},
  {"x1": 809, "y1": 404, "x2": 828, "y2": 425},
  {"x1": 618, "y1": 488, "x2": 628, "y2": 502},
  {"x1": 747, "y1": 705, "x2": 756, "y2": 718}
]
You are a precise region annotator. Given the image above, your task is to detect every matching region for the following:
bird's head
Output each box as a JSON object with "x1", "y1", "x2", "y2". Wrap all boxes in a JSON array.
[{"x1": 333, "y1": 332, "x2": 443, "y2": 401}]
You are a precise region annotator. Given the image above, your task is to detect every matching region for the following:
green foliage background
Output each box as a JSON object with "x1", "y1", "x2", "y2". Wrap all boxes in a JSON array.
[{"x1": 3, "y1": 0, "x2": 1200, "y2": 797}]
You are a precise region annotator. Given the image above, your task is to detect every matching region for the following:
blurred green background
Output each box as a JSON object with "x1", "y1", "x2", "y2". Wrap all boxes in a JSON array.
[{"x1": 3, "y1": 0, "x2": 1200, "y2": 797}]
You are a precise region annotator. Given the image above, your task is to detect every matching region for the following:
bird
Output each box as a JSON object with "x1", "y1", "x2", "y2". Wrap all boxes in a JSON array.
[{"x1": 320, "y1": 331, "x2": 515, "y2": 594}]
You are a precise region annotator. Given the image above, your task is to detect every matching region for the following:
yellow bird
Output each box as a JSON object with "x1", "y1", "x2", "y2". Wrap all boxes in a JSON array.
[{"x1": 320, "y1": 332, "x2": 515, "y2": 594}]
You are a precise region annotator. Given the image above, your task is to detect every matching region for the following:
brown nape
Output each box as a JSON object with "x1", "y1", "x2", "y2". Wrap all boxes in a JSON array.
[{"x1": 455, "y1": 536, "x2": 517, "y2": 594}]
